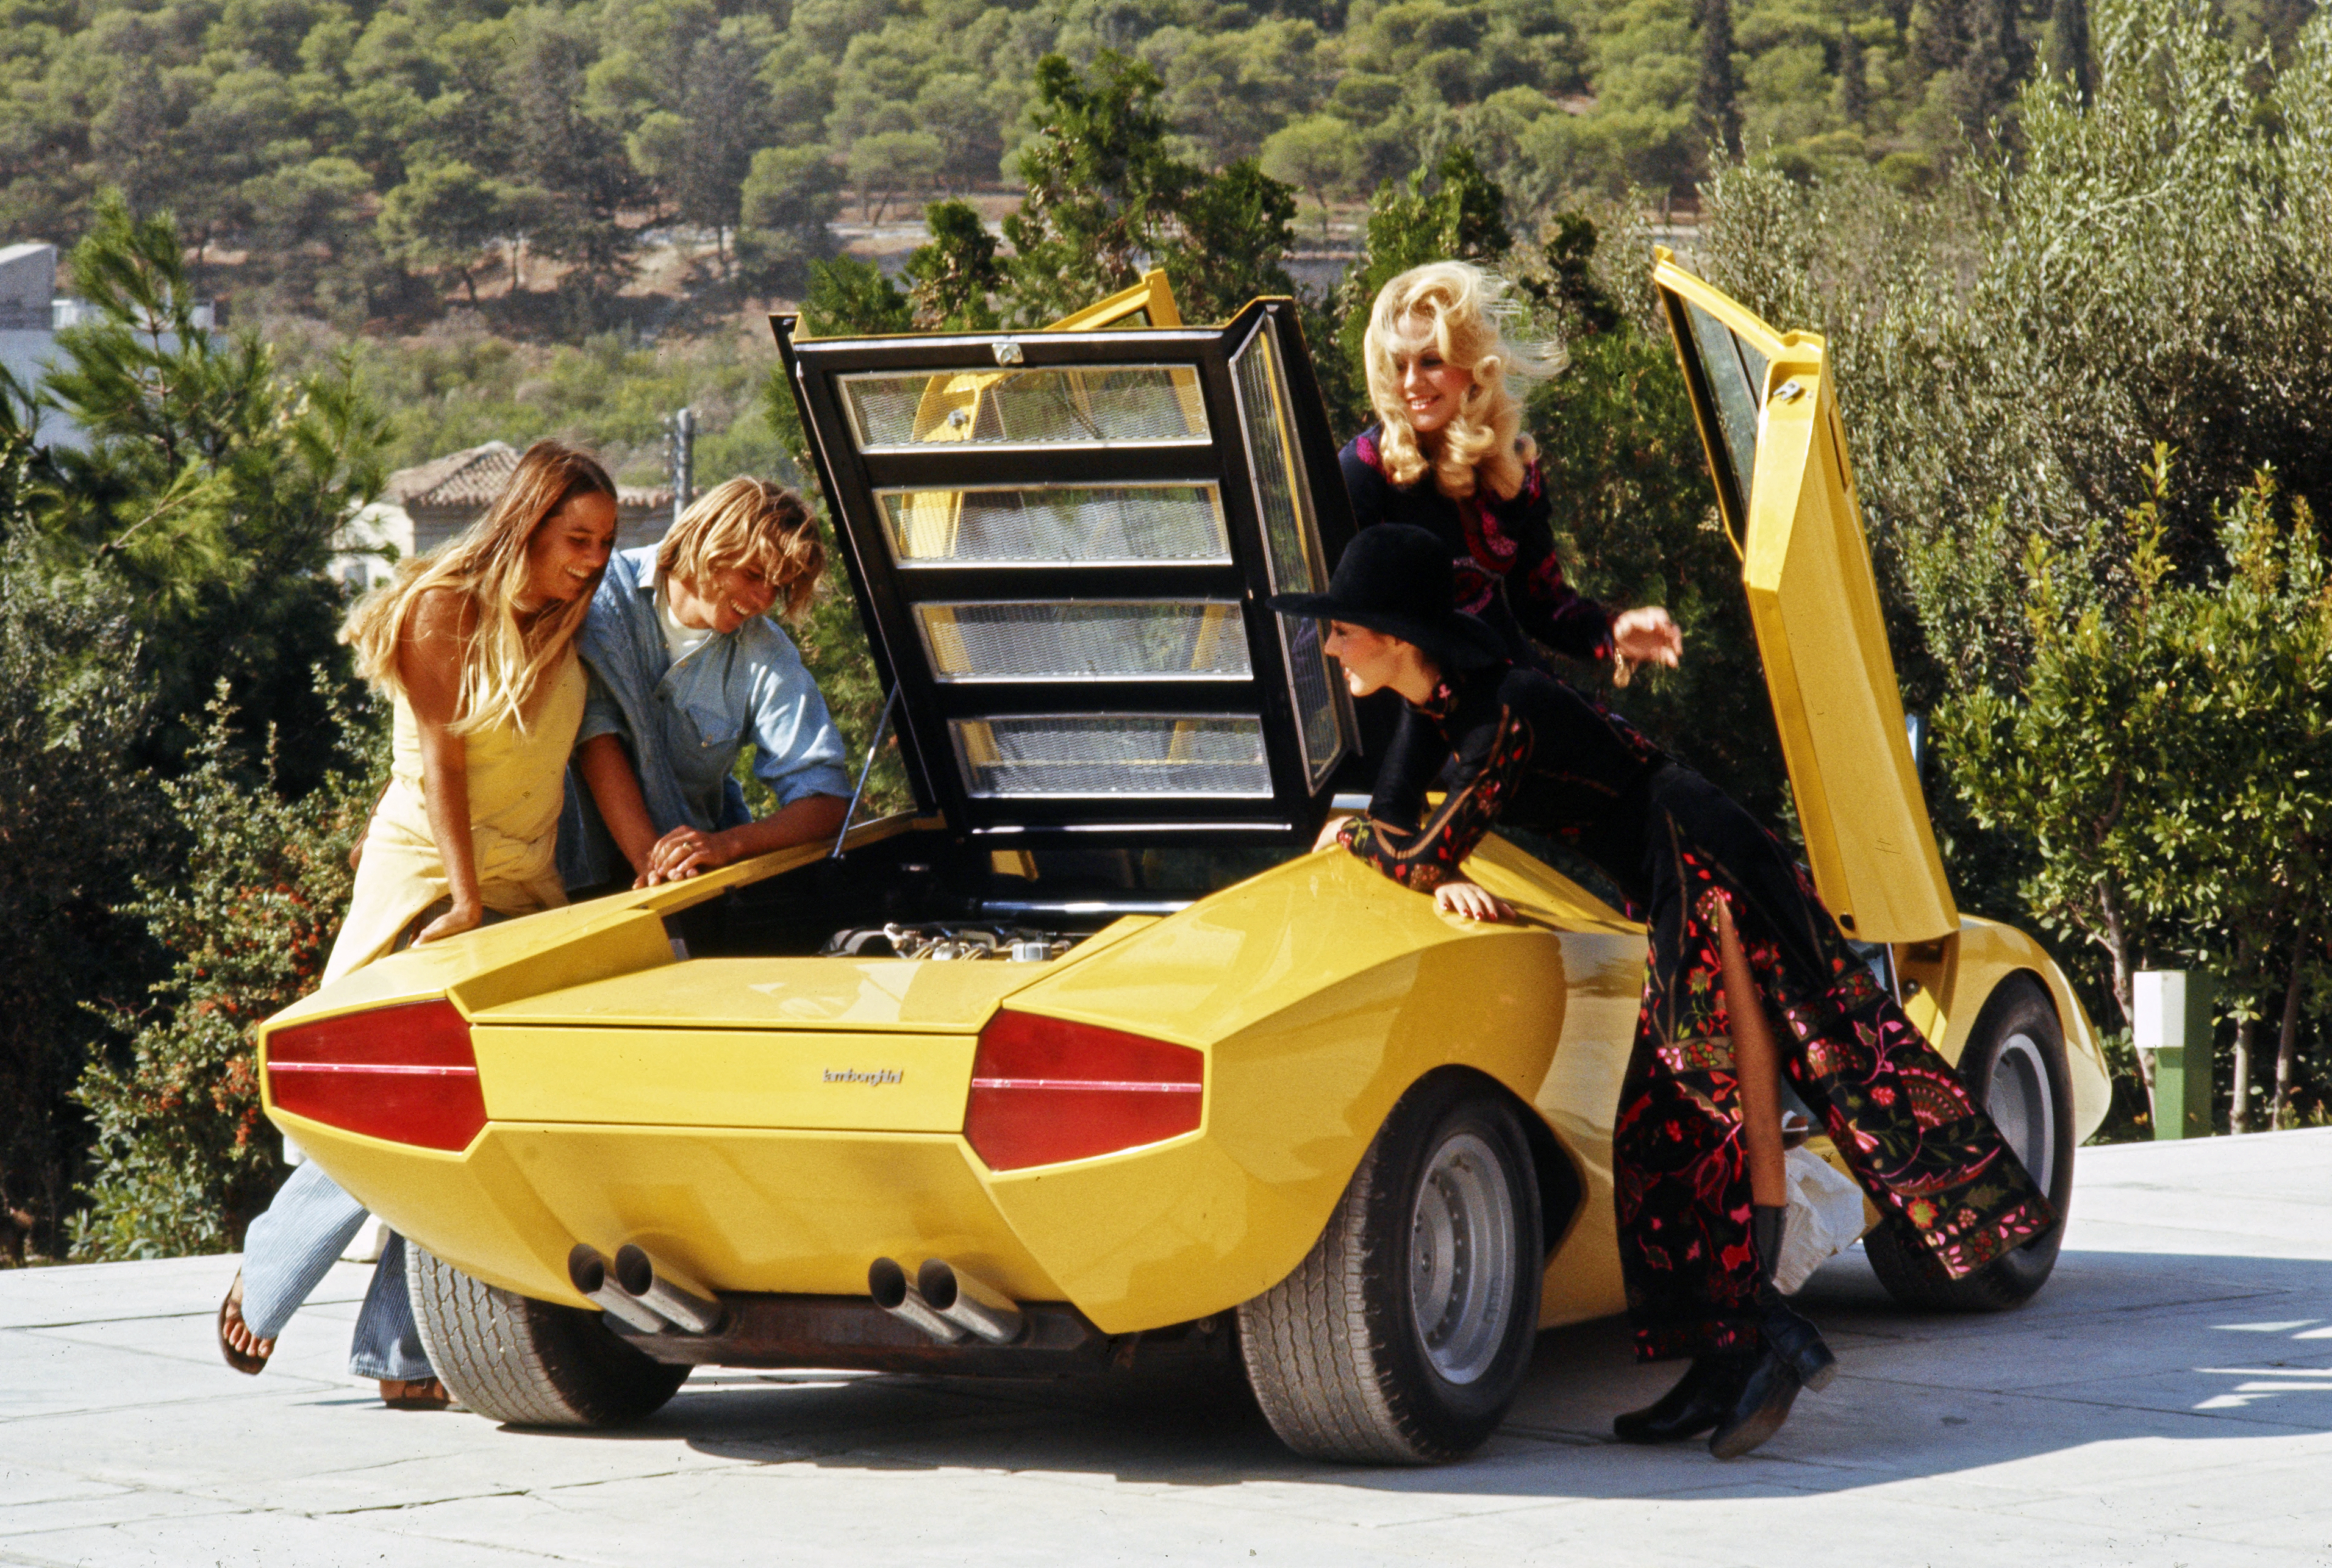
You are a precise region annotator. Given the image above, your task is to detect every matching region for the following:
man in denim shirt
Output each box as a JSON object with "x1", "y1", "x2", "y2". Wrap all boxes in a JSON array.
[{"x1": 560, "y1": 478, "x2": 854, "y2": 890}]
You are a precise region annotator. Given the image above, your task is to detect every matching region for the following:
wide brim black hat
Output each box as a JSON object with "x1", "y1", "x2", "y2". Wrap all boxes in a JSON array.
[{"x1": 1270, "y1": 523, "x2": 1508, "y2": 670}]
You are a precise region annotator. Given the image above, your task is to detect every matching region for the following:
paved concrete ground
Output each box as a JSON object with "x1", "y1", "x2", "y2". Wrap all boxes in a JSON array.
[{"x1": 4, "y1": 1129, "x2": 2328, "y2": 1567}]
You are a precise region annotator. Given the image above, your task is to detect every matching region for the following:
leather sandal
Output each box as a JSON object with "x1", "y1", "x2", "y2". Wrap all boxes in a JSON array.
[
  {"x1": 216, "y1": 1272, "x2": 273, "y2": 1375},
  {"x1": 379, "y1": 1376, "x2": 451, "y2": 1410}
]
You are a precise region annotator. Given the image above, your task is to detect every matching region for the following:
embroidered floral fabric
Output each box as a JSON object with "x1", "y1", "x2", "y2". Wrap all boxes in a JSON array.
[
  {"x1": 1342, "y1": 428, "x2": 1615, "y2": 665},
  {"x1": 1613, "y1": 797, "x2": 2058, "y2": 1362}
]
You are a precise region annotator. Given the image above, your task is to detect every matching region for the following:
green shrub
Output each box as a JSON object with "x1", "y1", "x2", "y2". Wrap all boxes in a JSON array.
[{"x1": 70, "y1": 691, "x2": 384, "y2": 1260}]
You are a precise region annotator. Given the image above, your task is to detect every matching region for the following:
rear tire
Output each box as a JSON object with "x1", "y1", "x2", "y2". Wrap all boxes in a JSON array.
[
  {"x1": 406, "y1": 1243, "x2": 689, "y2": 1426},
  {"x1": 1238, "y1": 1075, "x2": 1542, "y2": 1464},
  {"x1": 1865, "y1": 976, "x2": 2075, "y2": 1311}
]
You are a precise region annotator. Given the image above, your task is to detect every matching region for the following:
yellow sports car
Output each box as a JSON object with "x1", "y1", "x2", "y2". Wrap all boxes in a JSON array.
[{"x1": 257, "y1": 262, "x2": 2111, "y2": 1464}]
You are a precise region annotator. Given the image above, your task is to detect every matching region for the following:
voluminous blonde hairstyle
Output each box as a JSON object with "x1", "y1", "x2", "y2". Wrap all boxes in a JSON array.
[
  {"x1": 342, "y1": 440, "x2": 617, "y2": 735},
  {"x1": 655, "y1": 476, "x2": 824, "y2": 625},
  {"x1": 1364, "y1": 260, "x2": 1564, "y2": 503}
]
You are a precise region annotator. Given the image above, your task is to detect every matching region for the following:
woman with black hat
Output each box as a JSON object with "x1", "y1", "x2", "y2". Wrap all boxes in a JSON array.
[{"x1": 1276, "y1": 524, "x2": 2056, "y2": 1459}]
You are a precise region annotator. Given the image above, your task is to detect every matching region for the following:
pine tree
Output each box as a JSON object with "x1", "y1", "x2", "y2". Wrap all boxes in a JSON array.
[
  {"x1": 1955, "y1": 0, "x2": 2035, "y2": 134},
  {"x1": 1697, "y1": 0, "x2": 1745, "y2": 161},
  {"x1": 1840, "y1": 28, "x2": 1871, "y2": 125},
  {"x1": 1001, "y1": 52, "x2": 1198, "y2": 324},
  {"x1": 904, "y1": 200, "x2": 1003, "y2": 331},
  {"x1": 2049, "y1": 0, "x2": 2094, "y2": 104}
]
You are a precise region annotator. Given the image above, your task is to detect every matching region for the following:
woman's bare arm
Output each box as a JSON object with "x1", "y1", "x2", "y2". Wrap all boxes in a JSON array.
[{"x1": 400, "y1": 589, "x2": 484, "y2": 945}]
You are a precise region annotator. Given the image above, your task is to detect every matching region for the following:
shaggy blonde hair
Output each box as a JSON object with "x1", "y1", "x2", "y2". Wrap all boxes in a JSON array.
[
  {"x1": 656, "y1": 476, "x2": 824, "y2": 626},
  {"x1": 342, "y1": 440, "x2": 616, "y2": 734},
  {"x1": 1364, "y1": 261, "x2": 1564, "y2": 502}
]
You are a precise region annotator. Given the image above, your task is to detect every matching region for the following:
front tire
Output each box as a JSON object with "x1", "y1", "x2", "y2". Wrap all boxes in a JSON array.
[
  {"x1": 1238, "y1": 1075, "x2": 1542, "y2": 1464},
  {"x1": 1865, "y1": 976, "x2": 2075, "y2": 1311},
  {"x1": 407, "y1": 1243, "x2": 689, "y2": 1426}
]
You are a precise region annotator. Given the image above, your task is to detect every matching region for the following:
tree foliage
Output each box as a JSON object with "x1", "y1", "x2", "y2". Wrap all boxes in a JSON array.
[
  {"x1": 0, "y1": 532, "x2": 166, "y2": 1262},
  {"x1": 30, "y1": 193, "x2": 386, "y2": 792},
  {"x1": 1703, "y1": 0, "x2": 2332, "y2": 1128}
]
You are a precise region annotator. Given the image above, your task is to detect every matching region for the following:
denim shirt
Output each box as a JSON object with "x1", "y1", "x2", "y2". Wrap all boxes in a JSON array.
[{"x1": 557, "y1": 546, "x2": 854, "y2": 890}]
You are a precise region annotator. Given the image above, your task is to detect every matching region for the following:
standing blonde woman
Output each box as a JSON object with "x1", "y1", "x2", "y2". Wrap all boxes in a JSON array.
[
  {"x1": 1344, "y1": 260, "x2": 1683, "y2": 679},
  {"x1": 217, "y1": 440, "x2": 617, "y2": 1408}
]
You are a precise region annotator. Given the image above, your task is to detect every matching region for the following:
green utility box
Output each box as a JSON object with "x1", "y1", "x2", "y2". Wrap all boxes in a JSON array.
[{"x1": 2135, "y1": 970, "x2": 2215, "y2": 1139}]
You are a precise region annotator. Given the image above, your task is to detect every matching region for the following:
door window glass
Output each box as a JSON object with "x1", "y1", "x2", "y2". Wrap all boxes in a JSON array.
[
  {"x1": 1231, "y1": 321, "x2": 1347, "y2": 786},
  {"x1": 1684, "y1": 299, "x2": 1769, "y2": 511}
]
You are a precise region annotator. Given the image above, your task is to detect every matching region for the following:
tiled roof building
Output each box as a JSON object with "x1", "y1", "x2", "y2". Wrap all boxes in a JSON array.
[{"x1": 335, "y1": 441, "x2": 676, "y2": 589}]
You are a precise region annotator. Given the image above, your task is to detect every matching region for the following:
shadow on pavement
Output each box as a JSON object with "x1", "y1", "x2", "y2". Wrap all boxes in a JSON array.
[{"x1": 509, "y1": 1245, "x2": 2332, "y2": 1497}]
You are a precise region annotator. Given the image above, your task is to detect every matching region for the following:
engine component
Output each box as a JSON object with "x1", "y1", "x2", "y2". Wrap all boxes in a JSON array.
[{"x1": 820, "y1": 923, "x2": 1075, "y2": 962}]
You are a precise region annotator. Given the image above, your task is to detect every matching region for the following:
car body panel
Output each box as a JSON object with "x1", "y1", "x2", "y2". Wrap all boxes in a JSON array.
[{"x1": 1654, "y1": 257, "x2": 1958, "y2": 945}]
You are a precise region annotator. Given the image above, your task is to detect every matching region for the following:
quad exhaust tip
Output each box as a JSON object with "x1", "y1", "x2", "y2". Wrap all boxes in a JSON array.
[
  {"x1": 868, "y1": 1257, "x2": 1025, "y2": 1345},
  {"x1": 568, "y1": 1242, "x2": 727, "y2": 1336}
]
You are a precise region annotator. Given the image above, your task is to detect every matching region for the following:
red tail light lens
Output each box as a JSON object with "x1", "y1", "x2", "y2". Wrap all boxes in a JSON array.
[
  {"x1": 965, "y1": 1009, "x2": 1203, "y2": 1172},
  {"x1": 265, "y1": 1000, "x2": 487, "y2": 1153}
]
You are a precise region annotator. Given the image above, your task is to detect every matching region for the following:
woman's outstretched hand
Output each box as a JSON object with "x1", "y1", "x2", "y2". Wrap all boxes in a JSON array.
[
  {"x1": 413, "y1": 900, "x2": 484, "y2": 945},
  {"x1": 1434, "y1": 880, "x2": 1514, "y2": 922},
  {"x1": 1611, "y1": 606, "x2": 1684, "y2": 686}
]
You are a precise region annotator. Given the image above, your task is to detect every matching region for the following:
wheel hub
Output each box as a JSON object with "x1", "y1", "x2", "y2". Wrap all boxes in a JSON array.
[
  {"x1": 1987, "y1": 1032, "x2": 2056, "y2": 1188},
  {"x1": 1407, "y1": 1131, "x2": 1516, "y2": 1386}
]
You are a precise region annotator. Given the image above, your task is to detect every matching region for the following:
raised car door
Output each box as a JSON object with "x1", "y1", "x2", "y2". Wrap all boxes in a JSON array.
[
  {"x1": 1652, "y1": 252, "x2": 1958, "y2": 944},
  {"x1": 776, "y1": 293, "x2": 1356, "y2": 845}
]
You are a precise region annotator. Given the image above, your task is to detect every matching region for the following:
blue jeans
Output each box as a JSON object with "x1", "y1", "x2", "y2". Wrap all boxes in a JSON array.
[{"x1": 240, "y1": 1156, "x2": 432, "y2": 1382}]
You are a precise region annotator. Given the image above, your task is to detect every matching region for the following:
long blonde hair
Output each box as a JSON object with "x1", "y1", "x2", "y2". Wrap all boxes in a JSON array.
[
  {"x1": 343, "y1": 440, "x2": 617, "y2": 734},
  {"x1": 1364, "y1": 261, "x2": 1564, "y2": 503},
  {"x1": 656, "y1": 476, "x2": 824, "y2": 626}
]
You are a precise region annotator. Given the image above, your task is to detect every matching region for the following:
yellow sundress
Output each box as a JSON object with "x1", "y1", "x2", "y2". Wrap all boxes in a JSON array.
[{"x1": 321, "y1": 652, "x2": 585, "y2": 984}]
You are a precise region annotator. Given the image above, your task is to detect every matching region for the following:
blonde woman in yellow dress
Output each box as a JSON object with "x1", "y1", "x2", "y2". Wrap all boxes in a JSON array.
[{"x1": 217, "y1": 440, "x2": 618, "y2": 1407}]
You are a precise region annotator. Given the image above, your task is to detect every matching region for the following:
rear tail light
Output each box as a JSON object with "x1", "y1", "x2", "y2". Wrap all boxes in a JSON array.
[
  {"x1": 265, "y1": 1000, "x2": 487, "y2": 1153},
  {"x1": 965, "y1": 1009, "x2": 1203, "y2": 1172}
]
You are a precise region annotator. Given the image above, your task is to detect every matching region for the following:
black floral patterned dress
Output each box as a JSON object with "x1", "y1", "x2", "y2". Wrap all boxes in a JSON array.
[
  {"x1": 1341, "y1": 427, "x2": 1614, "y2": 667},
  {"x1": 1339, "y1": 660, "x2": 2058, "y2": 1362}
]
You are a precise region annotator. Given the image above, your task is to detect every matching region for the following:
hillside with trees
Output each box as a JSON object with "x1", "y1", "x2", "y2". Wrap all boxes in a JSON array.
[{"x1": 13, "y1": 0, "x2": 2314, "y2": 326}]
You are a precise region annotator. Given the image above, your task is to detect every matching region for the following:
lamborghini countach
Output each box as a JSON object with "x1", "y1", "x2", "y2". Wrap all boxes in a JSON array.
[{"x1": 257, "y1": 260, "x2": 2110, "y2": 1464}]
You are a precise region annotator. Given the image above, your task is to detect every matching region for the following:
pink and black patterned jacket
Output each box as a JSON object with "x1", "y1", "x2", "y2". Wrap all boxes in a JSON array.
[{"x1": 1339, "y1": 425, "x2": 1615, "y2": 667}]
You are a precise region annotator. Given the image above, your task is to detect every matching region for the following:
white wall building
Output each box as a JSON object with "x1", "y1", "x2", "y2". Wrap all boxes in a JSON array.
[
  {"x1": 1, "y1": 240, "x2": 221, "y2": 449},
  {"x1": 0, "y1": 242, "x2": 76, "y2": 447}
]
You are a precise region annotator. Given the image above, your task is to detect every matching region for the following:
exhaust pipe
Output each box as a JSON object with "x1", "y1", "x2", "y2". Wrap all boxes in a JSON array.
[
  {"x1": 568, "y1": 1244, "x2": 668, "y2": 1334},
  {"x1": 612, "y1": 1244, "x2": 726, "y2": 1335},
  {"x1": 868, "y1": 1257, "x2": 965, "y2": 1343},
  {"x1": 917, "y1": 1259, "x2": 1025, "y2": 1345}
]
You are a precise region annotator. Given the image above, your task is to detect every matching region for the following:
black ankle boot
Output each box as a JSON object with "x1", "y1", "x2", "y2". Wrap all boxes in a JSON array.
[
  {"x1": 1708, "y1": 1346, "x2": 1801, "y2": 1459},
  {"x1": 1751, "y1": 1203, "x2": 1836, "y2": 1392},
  {"x1": 1613, "y1": 1355, "x2": 1750, "y2": 1444},
  {"x1": 1704, "y1": 1204, "x2": 1837, "y2": 1460}
]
